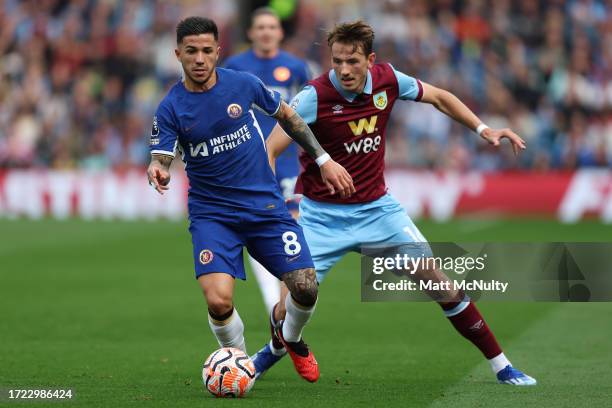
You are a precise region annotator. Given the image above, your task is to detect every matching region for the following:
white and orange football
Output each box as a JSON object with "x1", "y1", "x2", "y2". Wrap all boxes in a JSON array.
[{"x1": 202, "y1": 347, "x2": 256, "y2": 398}]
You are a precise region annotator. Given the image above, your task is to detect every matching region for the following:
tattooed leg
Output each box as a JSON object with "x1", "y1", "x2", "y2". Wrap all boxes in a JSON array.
[
  {"x1": 282, "y1": 267, "x2": 318, "y2": 307},
  {"x1": 277, "y1": 268, "x2": 318, "y2": 345}
]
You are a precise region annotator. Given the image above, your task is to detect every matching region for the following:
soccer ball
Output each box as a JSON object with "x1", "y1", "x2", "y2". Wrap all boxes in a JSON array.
[{"x1": 202, "y1": 347, "x2": 256, "y2": 398}]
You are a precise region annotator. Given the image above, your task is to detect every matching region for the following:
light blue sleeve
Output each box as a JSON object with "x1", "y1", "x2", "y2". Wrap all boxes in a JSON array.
[
  {"x1": 289, "y1": 85, "x2": 317, "y2": 124},
  {"x1": 389, "y1": 63, "x2": 423, "y2": 101}
]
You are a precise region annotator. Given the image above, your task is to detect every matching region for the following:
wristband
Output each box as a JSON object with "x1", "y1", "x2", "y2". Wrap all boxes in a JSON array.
[
  {"x1": 315, "y1": 153, "x2": 331, "y2": 167},
  {"x1": 476, "y1": 123, "x2": 489, "y2": 136}
]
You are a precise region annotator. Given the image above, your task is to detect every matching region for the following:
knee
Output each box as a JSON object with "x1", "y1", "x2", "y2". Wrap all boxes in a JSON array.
[
  {"x1": 438, "y1": 289, "x2": 466, "y2": 308},
  {"x1": 283, "y1": 267, "x2": 319, "y2": 307},
  {"x1": 205, "y1": 292, "x2": 233, "y2": 318},
  {"x1": 291, "y1": 276, "x2": 318, "y2": 307},
  {"x1": 292, "y1": 285, "x2": 318, "y2": 307}
]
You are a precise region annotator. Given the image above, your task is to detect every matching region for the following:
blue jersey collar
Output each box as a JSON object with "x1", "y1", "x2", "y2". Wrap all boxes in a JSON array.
[
  {"x1": 180, "y1": 69, "x2": 222, "y2": 93},
  {"x1": 328, "y1": 69, "x2": 373, "y2": 102}
]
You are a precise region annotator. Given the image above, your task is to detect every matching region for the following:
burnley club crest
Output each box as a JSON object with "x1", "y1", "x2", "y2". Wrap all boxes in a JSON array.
[{"x1": 373, "y1": 91, "x2": 387, "y2": 110}]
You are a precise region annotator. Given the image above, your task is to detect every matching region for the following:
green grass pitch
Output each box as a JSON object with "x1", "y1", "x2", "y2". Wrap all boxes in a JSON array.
[{"x1": 1, "y1": 218, "x2": 611, "y2": 407}]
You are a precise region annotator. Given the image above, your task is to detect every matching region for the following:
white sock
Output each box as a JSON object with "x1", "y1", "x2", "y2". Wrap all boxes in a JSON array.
[
  {"x1": 282, "y1": 295, "x2": 316, "y2": 343},
  {"x1": 248, "y1": 255, "x2": 281, "y2": 313},
  {"x1": 208, "y1": 308, "x2": 246, "y2": 353},
  {"x1": 489, "y1": 352, "x2": 511, "y2": 373}
]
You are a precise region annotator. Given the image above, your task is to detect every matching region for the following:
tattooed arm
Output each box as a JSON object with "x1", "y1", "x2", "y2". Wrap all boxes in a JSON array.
[
  {"x1": 273, "y1": 101, "x2": 326, "y2": 159},
  {"x1": 147, "y1": 154, "x2": 173, "y2": 195},
  {"x1": 272, "y1": 101, "x2": 355, "y2": 198}
]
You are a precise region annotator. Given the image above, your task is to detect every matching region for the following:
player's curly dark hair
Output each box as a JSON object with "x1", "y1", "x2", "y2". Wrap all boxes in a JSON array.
[
  {"x1": 176, "y1": 16, "x2": 218, "y2": 44},
  {"x1": 327, "y1": 20, "x2": 375, "y2": 56}
]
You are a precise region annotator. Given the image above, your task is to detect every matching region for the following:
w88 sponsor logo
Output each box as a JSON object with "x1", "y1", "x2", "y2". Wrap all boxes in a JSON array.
[
  {"x1": 344, "y1": 135, "x2": 382, "y2": 154},
  {"x1": 345, "y1": 115, "x2": 382, "y2": 154}
]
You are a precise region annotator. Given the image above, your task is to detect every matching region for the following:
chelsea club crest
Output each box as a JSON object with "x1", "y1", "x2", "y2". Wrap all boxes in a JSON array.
[
  {"x1": 373, "y1": 91, "x2": 388, "y2": 110},
  {"x1": 227, "y1": 103, "x2": 243, "y2": 119}
]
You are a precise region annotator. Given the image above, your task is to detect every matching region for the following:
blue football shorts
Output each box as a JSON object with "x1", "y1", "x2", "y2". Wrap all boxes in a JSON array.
[
  {"x1": 189, "y1": 210, "x2": 314, "y2": 280},
  {"x1": 298, "y1": 193, "x2": 432, "y2": 282}
]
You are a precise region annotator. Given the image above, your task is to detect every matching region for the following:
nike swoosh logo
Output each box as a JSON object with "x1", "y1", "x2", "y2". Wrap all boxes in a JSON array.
[{"x1": 287, "y1": 255, "x2": 301, "y2": 262}]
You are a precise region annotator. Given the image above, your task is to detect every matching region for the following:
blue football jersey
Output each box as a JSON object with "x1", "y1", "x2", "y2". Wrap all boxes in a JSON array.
[
  {"x1": 150, "y1": 68, "x2": 286, "y2": 216},
  {"x1": 224, "y1": 50, "x2": 310, "y2": 184}
]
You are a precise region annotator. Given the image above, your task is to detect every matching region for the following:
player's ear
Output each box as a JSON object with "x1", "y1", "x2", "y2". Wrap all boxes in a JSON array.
[
  {"x1": 367, "y1": 52, "x2": 376, "y2": 68},
  {"x1": 174, "y1": 47, "x2": 180, "y2": 60}
]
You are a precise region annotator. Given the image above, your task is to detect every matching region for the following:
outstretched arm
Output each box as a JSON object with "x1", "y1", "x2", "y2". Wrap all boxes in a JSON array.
[
  {"x1": 273, "y1": 101, "x2": 355, "y2": 198},
  {"x1": 419, "y1": 82, "x2": 526, "y2": 155},
  {"x1": 147, "y1": 154, "x2": 173, "y2": 195}
]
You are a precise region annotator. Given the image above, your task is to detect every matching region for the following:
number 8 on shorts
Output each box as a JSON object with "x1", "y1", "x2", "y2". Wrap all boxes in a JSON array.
[{"x1": 282, "y1": 231, "x2": 302, "y2": 256}]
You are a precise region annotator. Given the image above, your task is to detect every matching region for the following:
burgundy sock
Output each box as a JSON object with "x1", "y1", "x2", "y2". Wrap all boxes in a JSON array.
[
  {"x1": 441, "y1": 299, "x2": 502, "y2": 359},
  {"x1": 270, "y1": 304, "x2": 284, "y2": 350}
]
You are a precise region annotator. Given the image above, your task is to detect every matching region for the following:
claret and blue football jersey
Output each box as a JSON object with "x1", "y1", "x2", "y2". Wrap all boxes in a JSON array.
[
  {"x1": 291, "y1": 63, "x2": 423, "y2": 204},
  {"x1": 150, "y1": 68, "x2": 287, "y2": 216}
]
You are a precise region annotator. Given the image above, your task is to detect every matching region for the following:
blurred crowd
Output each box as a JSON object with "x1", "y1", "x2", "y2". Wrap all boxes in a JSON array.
[
  {"x1": 1, "y1": 0, "x2": 611, "y2": 171},
  {"x1": 0, "y1": 0, "x2": 236, "y2": 169}
]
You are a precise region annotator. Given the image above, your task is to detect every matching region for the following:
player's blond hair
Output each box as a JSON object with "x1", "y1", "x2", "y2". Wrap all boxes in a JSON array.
[{"x1": 327, "y1": 20, "x2": 375, "y2": 56}]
